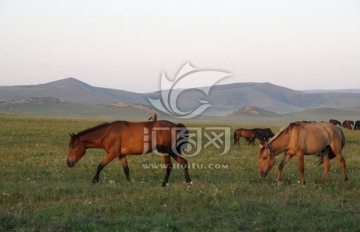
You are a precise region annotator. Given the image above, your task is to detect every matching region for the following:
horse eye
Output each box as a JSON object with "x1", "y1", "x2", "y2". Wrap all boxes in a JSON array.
[{"x1": 263, "y1": 156, "x2": 267, "y2": 160}]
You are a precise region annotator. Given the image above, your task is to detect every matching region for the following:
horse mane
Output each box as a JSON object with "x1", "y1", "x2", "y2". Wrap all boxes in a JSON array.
[
  {"x1": 267, "y1": 127, "x2": 286, "y2": 143},
  {"x1": 268, "y1": 122, "x2": 303, "y2": 144},
  {"x1": 77, "y1": 121, "x2": 129, "y2": 136}
]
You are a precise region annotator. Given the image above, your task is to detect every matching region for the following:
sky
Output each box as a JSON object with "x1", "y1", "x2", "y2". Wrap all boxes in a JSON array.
[{"x1": 0, "y1": 0, "x2": 359, "y2": 92}]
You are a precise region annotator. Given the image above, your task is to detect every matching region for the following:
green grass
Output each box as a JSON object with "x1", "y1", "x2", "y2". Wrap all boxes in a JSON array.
[{"x1": 1, "y1": 114, "x2": 360, "y2": 231}]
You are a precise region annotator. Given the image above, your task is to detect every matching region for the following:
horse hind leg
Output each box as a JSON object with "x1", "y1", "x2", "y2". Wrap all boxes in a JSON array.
[
  {"x1": 334, "y1": 151, "x2": 348, "y2": 183},
  {"x1": 119, "y1": 155, "x2": 131, "y2": 182},
  {"x1": 170, "y1": 153, "x2": 192, "y2": 185},
  {"x1": 161, "y1": 155, "x2": 172, "y2": 187},
  {"x1": 330, "y1": 143, "x2": 348, "y2": 183}
]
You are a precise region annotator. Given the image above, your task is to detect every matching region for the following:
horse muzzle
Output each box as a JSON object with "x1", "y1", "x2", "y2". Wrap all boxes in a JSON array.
[
  {"x1": 259, "y1": 171, "x2": 268, "y2": 178},
  {"x1": 67, "y1": 160, "x2": 76, "y2": 167}
]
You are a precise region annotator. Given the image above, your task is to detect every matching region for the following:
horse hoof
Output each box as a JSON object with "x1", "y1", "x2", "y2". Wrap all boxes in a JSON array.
[
  {"x1": 183, "y1": 180, "x2": 193, "y2": 185},
  {"x1": 162, "y1": 182, "x2": 169, "y2": 187}
]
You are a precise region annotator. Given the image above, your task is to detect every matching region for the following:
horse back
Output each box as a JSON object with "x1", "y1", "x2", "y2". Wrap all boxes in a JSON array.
[
  {"x1": 291, "y1": 122, "x2": 344, "y2": 154},
  {"x1": 107, "y1": 120, "x2": 183, "y2": 155}
]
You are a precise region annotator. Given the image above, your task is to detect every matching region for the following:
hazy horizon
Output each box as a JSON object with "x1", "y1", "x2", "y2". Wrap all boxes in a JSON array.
[{"x1": 1, "y1": 1, "x2": 359, "y2": 92}]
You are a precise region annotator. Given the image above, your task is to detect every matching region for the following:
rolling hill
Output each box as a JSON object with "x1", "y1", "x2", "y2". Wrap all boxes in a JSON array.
[
  {"x1": 1, "y1": 78, "x2": 360, "y2": 121},
  {"x1": 0, "y1": 78, "x2": 147, "y2": 105}
]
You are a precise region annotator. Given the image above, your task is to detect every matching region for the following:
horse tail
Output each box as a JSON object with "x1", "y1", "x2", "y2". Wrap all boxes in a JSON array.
[
  {"x1": 175, "y1": 123, "x2": 189, "y2": 155},
  {"x1": 339, "y1": 127, "x2": 346, "y2": 149},
  {"x1": 316, "y1": 126, "x2": 346, "y2": 165},
  {"x1": 233, "y1": 131, "x2": 238, "y2": 144}
]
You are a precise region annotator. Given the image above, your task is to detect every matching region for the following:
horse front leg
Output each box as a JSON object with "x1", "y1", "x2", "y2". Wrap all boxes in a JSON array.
[
  {"x1": 93, "y1": 153, "x2": 117, "y2": 184},
  {"x1": 161, "y1": 155, "x2": 172, "y2": 187},
  {"x1": 119, "y1": 155, "x2": 131, "y2": 182},
  {"x1": 297, "y1": 153, "x2": 306, "y2": 185},
  {"x1": 277, "y1": 153, "x2": 293, "y2": 183}
]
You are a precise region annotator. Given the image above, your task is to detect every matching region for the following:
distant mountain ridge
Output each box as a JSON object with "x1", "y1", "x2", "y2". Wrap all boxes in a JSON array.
[
  {"x1": 229, "y1": 106, "x2": 278, "y2": 117},
  {"x1": 302, "y1": 89, "x2": 360, "y2": 94},
  {"x1": 0, "y1": 78, "x2": 148, "y2": 105},
  {"x1": 1, "y1": 78, "x2": 360, "y2": 116}
]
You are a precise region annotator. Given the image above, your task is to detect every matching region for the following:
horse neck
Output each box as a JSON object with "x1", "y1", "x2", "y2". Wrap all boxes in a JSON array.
[
  {"x1": 78, "y1": 130, "x2": 106, "y2": 149},
  {"x1": 254, "y1": 132, "x2": 265, "y2": 144},
  {"x1": 269, "y1": 132, "x2": 289, "y2": 156}
]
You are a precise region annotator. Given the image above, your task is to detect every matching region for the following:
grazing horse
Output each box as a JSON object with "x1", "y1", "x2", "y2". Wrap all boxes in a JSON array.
[
  {"x1": 66, "y1": 120, "x2": 191, "y2": 186},
  {"x1": 354, "y1": 120, "x2": 360, "y2": 130},
  {"x1": 253, "y1": 128, "x2": 274, "y2": 142},
  {"x1": 258, "y1": 122, "x2": 347, "y2": 184},
  {"x1": 342, "y1": 120, "x2": 354, "y2": 130},
  {"x1": 329, "y1": 119, "x2": 341, "y2": 126},
  {"x1": 148, "y1": 113, "x2": 157, "y2": 121},
  {"x1": 234, "y1": 128, "x2": 265, "y2": 145}
]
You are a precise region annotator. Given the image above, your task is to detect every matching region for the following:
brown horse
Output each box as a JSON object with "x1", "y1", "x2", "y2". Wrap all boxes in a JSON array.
[
  {"x1": 342, "y1": 120, "x2": 354, "y2": 130},
  {"x1": 253, "y1": 128, "x2": 274, "y2": 142},
  {"x1": 258, "y1": 122, "x2": 347, "y2": 184},
  {"x1": 234, "y1": 128, "x2": 263, "y2": 145},
  {"x1": 66, "y1": 120, "x2": 191, "y2": 186},
  {"x1": 148, "y1": 113, "x2": 157, "y2": 121},
  {"x1": 355, "y1": 120, "x2": 360, "y2": 130},
  {"x1": 329, "y1": 119, "x2": 341, "y2": 126}
]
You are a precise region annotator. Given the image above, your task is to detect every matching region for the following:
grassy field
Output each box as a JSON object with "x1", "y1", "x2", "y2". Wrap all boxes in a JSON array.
[{"x1": 1, "y1": 114, "x2": 360, "y2": 231}]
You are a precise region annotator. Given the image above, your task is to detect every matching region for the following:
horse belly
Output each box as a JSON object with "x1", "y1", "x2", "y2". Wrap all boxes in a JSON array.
[
  {"x1": 121, "y1": 143, "x2": 150, "y2": 155},
  {"x1": 304, "y1": 134, "x2": 329, "y2": 155}
]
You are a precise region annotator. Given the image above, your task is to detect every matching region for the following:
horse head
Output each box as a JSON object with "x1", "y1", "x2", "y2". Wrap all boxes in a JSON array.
[
  {"x1": 258, "y1": 142, "x2": 276, "y2": 177},
  {"x1": 66, "y1": 133, "x2": 86, "y2": 167}
]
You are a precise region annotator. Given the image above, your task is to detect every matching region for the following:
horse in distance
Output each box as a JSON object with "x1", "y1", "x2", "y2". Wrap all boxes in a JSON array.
[
  {"x1": 234, "y1": 128, "x2": 262, "y2": 145},
  {"x1": 354, "y1": 120, "x2": 360, "y2": 130},
  {"x1": 329, "y1": 119, "x2": 341, "y2": 126},
  {"x1": 148, "y1": 113, "x2": 157, "y2": 121},
  {"x1": 66, "y1": 120, "x2": 191, "y2": 186},
  {"x1": 258, "y1": 122, "x2": 347, "y2": 184},
  {"x1": 342, "y1": 120, "x2": 354, "y2": 130},
  {"x1": 252, "y1": 128, "x2": 274, "y2": 142}
]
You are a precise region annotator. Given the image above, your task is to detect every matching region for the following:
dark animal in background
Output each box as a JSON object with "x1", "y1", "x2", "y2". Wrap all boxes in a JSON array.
[
  {"x1": 253, "y1": 128, "x2": 274, "y2": 142},
  {"x1": 342, "y1": 120, "x2": 354, "y2": 130},
  {"x1": 234, "y1": 128, "x2": 258, "y2": 145},
  {"x1": 66, "y1": 120, "x2": 191, "y2": 186},
  {"x1": 258, "y1": 122, "x2": 347, "y2": 184},
  {"x1": 148, "y1": 113, "x2": 157, "y2": 121},
  {"x1": 354, "y1": 120, "x2": 360, "y2": 130},
  {"x1": 329, "y1": 119, "x2": 341, "y2": 126}
]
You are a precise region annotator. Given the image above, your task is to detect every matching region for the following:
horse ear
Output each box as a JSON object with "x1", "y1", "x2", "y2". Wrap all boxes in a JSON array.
[{"x1": 69, "y1": 133, "x2": 77, "y2": 141}]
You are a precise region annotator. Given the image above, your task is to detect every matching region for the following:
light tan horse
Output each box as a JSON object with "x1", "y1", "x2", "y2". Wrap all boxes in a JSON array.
[
  {"x1": 66, "y1": 120, "x2": 191, "y2": 186},
  {"x1": 258, "y1": 122, "x2": 348, "y2": 184}
]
